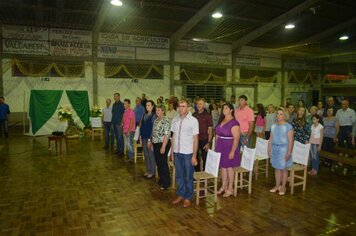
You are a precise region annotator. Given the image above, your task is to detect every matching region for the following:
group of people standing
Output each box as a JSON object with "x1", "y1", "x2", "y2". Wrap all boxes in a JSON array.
[{"x1": 101, "y1": 92, "x2": 355, "y2": 205}]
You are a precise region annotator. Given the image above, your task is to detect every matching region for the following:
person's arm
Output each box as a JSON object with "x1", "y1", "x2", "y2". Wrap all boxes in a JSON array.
[
  {"x1": 268, "y1": 133, "x2": 273, "y2": 157},
  {"x1": 192, "y1": 134, "x2": 198, "y2": 166},
  {"x1": 319, "y1": 128, "x2": 323, "y2": 151},
  {"x1": 229, "y1": 125, "x2": 240, "y2": 160},
  {"x1": 204, "y1": 126, "x2": 213, "y2": 151},
  {"x1": 170, "y1": 134, "x2": 175, "y2": 161},
  {"x1": 334, "y1": 120, "x2": 339, "y2": 142},
  {"x1": 286, "y1": 129, "x2": 294, "y2": 161},
  {"x1": 160, "y1": 134, "x2": 169, "y2": 154},
  {"x1": 129, "y1": 112, "x2": 134, "y2": 133}
]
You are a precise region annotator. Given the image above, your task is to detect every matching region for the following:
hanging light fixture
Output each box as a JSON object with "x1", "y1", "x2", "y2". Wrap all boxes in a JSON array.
[{"x1": 111, "y1": 0, "x2": 123, "y2": 6}]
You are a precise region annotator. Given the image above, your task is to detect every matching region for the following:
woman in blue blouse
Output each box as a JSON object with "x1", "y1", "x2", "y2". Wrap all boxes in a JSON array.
[{"x1": 140, "y1": 100, "x2": 157, "y2": 179}]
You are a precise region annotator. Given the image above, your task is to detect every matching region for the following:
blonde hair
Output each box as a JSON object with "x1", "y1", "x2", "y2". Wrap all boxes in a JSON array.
[{"x1": 179, "y1": 98, "x2": 191, "y2": 107}]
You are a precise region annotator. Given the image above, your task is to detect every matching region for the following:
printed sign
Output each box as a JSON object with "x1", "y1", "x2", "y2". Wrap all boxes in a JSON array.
[
  {"x1": 50, "y1": 28, "x2": 92, "y2": 43},
  {"x1": 50, "y1": 41, "x2": 92, "y2": 57},
  {"x1": 98, "y1": 45, "x2": 136, "y2": 59},
  {"x1": 3, "y1": 39, "x2": 49, "y2": 55},
  {"x1": 99, "y1": 33, "x2": 169, "y2": 49},
  {"x1": 236, "y1": 55, "x2": 261, "y2": 67},
  {"x1": 2, "y1": 25, "x2": 49, "y2": 40}
]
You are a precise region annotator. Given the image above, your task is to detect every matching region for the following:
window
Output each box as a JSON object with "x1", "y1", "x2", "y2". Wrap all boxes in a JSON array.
[{"x1": 185, "y1": 85, "x2": 224, "y2": 100}]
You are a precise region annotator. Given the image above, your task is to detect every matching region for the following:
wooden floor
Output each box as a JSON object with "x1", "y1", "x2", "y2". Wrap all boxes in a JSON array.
[{"x1": 0, "y1": 133, "x2": 355, "y2": 236}]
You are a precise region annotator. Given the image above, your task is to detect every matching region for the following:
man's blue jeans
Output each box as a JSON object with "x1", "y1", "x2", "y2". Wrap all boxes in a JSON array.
[
  {"x1": 113, "y1": 123, "x2": 124, "y2": 154},
  {"x1": 103, "y1": 121, "x2": 114, "y2": 148},
  {"x1": 174, "y1": 153, "x2": 194, "y2": 200},
  {"x1": 125, "y1": 131, "x2": 135, "y2": 160}
]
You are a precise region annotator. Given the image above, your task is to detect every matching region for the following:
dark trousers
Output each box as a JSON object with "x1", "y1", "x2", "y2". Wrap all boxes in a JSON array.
[
  {"x1": 0, "y1": 119, "x2": 8, "y2": 138},
  {"x1": 153, "y1": 141, "x2": 171, "y2": 189},
  {"x1": 104, "y1": 121, "x2": 114, "y2": 148},
  {"x1": 338, "y1": 126, "x2": 353, "y2": 149},
  {"x1": 195, "y1": 139, "x2": 208, "y2": 171},
  {"x1": 265, "y1": 131, "x2": 271, "y2": 141},
  {"x1": 322, "y1": 137, "x2": 335, "y2": 152}
]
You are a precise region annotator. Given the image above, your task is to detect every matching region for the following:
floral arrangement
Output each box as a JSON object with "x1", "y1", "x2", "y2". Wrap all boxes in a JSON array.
[
  {"x1": 91, "y1": 105, "x2": 102, "y2": 117},
  {"x1": 58, "y1": 106, "x2": 72, "y2": 121}
]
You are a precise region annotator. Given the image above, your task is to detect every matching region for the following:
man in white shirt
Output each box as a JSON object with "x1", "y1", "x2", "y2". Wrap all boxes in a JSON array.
[
  {"x1": 335, "y1": 99, "x2": 356, "y2": 149},
  {"x1": 171, "y1": 98, "x2": 199, "y2": 208},
  {"x1": 102, "y1": 98, "x2": 114, "y2": 150}
]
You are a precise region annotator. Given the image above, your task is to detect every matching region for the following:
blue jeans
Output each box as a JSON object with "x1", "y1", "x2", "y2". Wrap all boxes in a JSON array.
[
  {"x1": 104, "y1": 121, "x2": 114, "y2": 148},
  {"x1": 310, "y1": 144, "x2": 320, "y2": 172},
  {"x1": 125, "y1": 131, "x2": 135, "y2": 159},
  {"x1": 113, "y1": 123, "x2": 124, "y2": 153},
  {"x1": 174, "y1": 153, "x2": 195, "y2": 200},
  {"x1": 239, "y1": 134, "x2": 251, "y2": 149}
]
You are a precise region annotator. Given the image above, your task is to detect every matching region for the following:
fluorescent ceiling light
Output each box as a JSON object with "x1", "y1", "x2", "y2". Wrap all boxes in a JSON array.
[
  {"x1": 339, "y1": 35, "x2": 349, "y2": 40},
  {"x1": 111, "y1": 0, "x2": 123, "y2": 6},
  {"x1": 212, "y1": 12, "x2": 223, "y2": 18},
  {"x1": 285, "y1": 24, "x2": 295, "y2": 29},
  {"x1": 192, "y1": 38, "x2": 209, "y2": 42}
]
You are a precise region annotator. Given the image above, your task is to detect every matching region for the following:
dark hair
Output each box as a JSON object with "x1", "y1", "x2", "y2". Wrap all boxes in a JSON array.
[
  {"x1": 217, "y1": 103, "x2": 235, "y2": 125},
  {"x1": 124, "y1": 98, "x2": 130, "y2": 104},
  {"x1": 256, "y1": 103, "x2": 266, "y2": 118},
  {"x1": 238, "y1": 95, "x2": 248, "y2": 101},
  {"x1": 298, "y1": 99, "x2": 305, "y2": 106},
  {"x1": 146, "y1": 100, "x2": 156, "y2": 114},
  {"x1": 312, "y1": 114, "x2": 322, "y2": 125},
  {"x1": 0, "y1": 96, "x2": 3, "y2": 99},
  {"x1": 231, "y1": 95, "x2": 235, "y2": 99},
  {"x1": 114, "y1": 93, "x2": 120, "y2": 96},
  {"x1": 294, "y1": 107, "x2": 307, "y2": 127}
]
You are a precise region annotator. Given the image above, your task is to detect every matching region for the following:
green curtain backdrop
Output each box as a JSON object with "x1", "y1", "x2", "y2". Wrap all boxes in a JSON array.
[
  {"x1": 66, "y1": 90, "x2": 90, "y2": 126},
  {"x1": 29, "y1": 90, "x2": 63, "y2": 134}
]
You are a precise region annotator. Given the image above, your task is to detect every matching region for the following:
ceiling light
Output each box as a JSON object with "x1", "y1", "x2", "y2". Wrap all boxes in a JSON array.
[
  {"x1": 339, "y1": 35, "x2": 349, "y2": 41},
  {"x1": 285, "y1": 24, "x2": 295, "y2": 29},
  {"x1": 192, "y1": 38, "x2": 209, "y2": 42},
  {"x1": 110, "y1": 0, "x2": 123, "y2": 6},
  {"x1": 212, "y1": 12, "x2": 223, "y2": 18}
]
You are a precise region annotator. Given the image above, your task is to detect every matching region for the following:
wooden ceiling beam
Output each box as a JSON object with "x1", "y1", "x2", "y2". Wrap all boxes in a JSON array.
[
  {"x1": 231, "y1": 0, "x2": 321, "y2": 52},
  {"x1": 170, "y1": 0, "x2": 223, "y2": 47}
]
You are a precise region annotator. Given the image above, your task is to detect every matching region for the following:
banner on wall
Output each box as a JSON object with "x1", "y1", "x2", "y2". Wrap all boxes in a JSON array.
[
  {"x1": 50, "y1": 41, "x2": 92, "y2": 57},
  {"x1": 97, "y1": 45, "x2": 136, "y2": 59},
  {"x1": 3, "y1": 39, "x2": 49, "y2": 55},
  {"x1": 50, "y1": 28, "x2": 92, "y2": 43},
  {"x1": 175, "y1": 40, "x2": 232, "y2": 65},
  {"x1": 284, "y1": 59, "x2": 321, "y2": 71},
  {"x1": 236, "y1": 55, "x2": 261, "y2": 67},
  {"x1": 98, "y1": 33, "x2": 169, "y2": 49},
  {"x1": 2, "y1": 25, "x2": 49, "y2": 40}
]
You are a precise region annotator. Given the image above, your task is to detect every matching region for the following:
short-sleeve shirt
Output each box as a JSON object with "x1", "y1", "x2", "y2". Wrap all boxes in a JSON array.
[
  {"x1": 323, "y1": 117, "x2": 337, "y2": 138},
  {"x1": 102, "y1": 106, "x2": 112, "y2": 122},
  {"x1": 310, "y1": 123, "x2": 323, "y2": 144},
  {"x1": 336, "y1": 108, "x2": 356, "y2": 126},
  {"x1": 271, "y1": 123, "x2": 293, "y2": 145},
  {"x1": 234, "y1": 106, "x2": 254, "y2": 133},
  {"x1": 123, "y1": 108, "x2": 136, "y2": 134},
  {"x1": 171, "y1": 113, "x2": 199, "y2": 154},
  {"x1": 192, "y1": 110, "x2": 213, "y2": 141}
]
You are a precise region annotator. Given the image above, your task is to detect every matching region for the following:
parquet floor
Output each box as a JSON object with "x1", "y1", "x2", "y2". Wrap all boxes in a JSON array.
[{"x1": 0, "y1": 133, "x2": 355, "y2": 235}]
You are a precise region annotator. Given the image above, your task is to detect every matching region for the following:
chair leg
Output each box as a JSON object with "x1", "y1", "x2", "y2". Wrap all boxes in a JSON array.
[
  {"x1": 234, "y1": 172, "x2": 238, "y2": 197},
  {"x1": 302, "y1": 166, "x2": 307, "y2": 191},
  {"x1": 214, "y1": 177, "x2": 218, "y2": 203},
  {"x1": 204, "y1": 179, "x2": 208, "y2": 197},
  {"x1": 240, "y1": 172, "x2": 243, "y2": 189},
  {"x1": 48, "y1": 139, "x2": 51, "y2": 152},
  {"x1": 248, "y1": 171, "x2": 252, "y2": 194},
  {"x1": 290, "y1": 170, "x2": 295, "y2": 195},
  {"x1": 254, "y1": 160, "x2": 259, "y2": 181},
  {"x1": 134, "y1": 143, "x2": 137, "y2": 164},
  {"x1": 265, "y1": 159, "x2": 269, "y2": 178},
  {"x1": 196, "y1": 178, "x2": 200, "y2": 205},
  {"x1": 172, "y1": 166, "x2": 176, "y2": 189}
]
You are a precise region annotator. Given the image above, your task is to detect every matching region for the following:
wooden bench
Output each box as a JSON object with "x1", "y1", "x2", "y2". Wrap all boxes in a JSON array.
[
  {"x1": 333, "y1": 146, "x2": 356, "y2": 157},
  {"x1": 319, "y1": 150, "x2": 356, "y2": 167}
]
